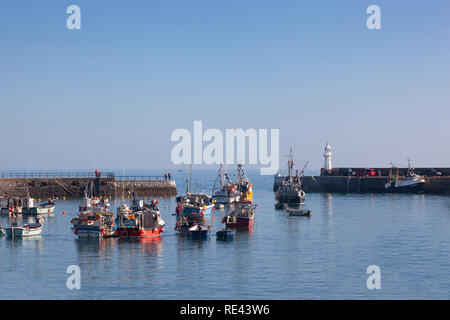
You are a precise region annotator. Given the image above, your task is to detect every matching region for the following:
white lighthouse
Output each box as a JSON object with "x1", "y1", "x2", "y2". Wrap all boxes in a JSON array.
[{"x1": 323, "y1": 142, "x2": 332, "y2": 171}]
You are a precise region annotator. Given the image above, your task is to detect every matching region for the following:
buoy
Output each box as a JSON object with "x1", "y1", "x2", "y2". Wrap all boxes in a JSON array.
[
  {"x1": 38, "y1": 199, "x2": 41, "y2": 202},
  {"x1": 56, "y1": 197, "x2": 59, "y2": 200},
  {"x1": 113, "y1": 200, "x2": 116, "y2": 204},
  {"x1": 156, "y1": 200, "x2": 159, "y2": 204},
  {"x1": 63, "y1": 211, "x2": 66, "y2": 215},
  {"x1": 63, "y1": 197, "x2": 66, "y2": 200}
]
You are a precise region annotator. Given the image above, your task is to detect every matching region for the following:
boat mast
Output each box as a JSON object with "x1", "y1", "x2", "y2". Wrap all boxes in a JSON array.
[
  {"x1": 288, "y1": 147, "x2": 293, "y2": 180},
  {"x1": 187, "y1": 164, "x2": 192, "y2": 194},
  {"x1": 219, "y1": 164, "x2": 223, "y2": 189}
]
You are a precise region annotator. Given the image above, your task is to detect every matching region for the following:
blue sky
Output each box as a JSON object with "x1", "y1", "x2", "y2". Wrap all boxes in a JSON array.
[{"x1": 0, "y1": 1, "x2": 449, "y2": 171}]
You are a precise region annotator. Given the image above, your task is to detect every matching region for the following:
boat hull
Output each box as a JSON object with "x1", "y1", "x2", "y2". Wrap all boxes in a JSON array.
[
  {"x1": 75, "y1": 226, "x2": 103, "y2": 238},
  {"x1": 37, "y1": 204, "x2": 55, "y2": 214},
  {"x1": 0, "y1": 208, "x2": 23, "y2": 215},
  {"x1": 275, "y1": 195, "x2": 305, "y2": 204},
  {"x1": 116, "y1": 226, "x2": 164, "y2": 238},
  {"x1": 225, "y1": 217, "x2": 254, "y2": 229},
  {"x1": 5, "y1": 226, "x2": 42, "y2": 237},
  {"x1": 386, "y1": 182, "x2": 425, "y2": 193}
]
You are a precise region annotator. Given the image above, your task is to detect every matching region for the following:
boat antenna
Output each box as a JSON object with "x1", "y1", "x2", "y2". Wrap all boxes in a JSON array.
[
  {"x1": 121, "y1": 168, "x2": 125, "y2": 203},
  {"x1": 219, "y1": 164, "x2": 223, "y2": 189}
]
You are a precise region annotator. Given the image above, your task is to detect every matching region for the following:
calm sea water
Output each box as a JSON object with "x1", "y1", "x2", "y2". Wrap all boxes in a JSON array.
[{"x1": 1, "y1": 169, "x2": 450, "y2": 299}]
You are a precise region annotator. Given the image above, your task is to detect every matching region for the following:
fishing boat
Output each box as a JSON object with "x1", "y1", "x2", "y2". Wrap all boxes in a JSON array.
[
  {"x1": 385, "y1": 160, "x2": 425, "y2": 193},
  {"x1": 22, "y1": 197, "x2": 56, "y2": 215},
  {"x1": 175, "y1": 201, "x2": 211, "y2": 234},
  {"x1": 235, "y1": 164, "x2": 253, "y2": 203},
  {"x1": 211, "y1": 165, "x2": 241, "y2": 205},
  {"x1": 73, "y1": 186, "x2": 116, "y2": 238},
  {"x1": 115, "y1": 198, "x2": 165, "y2": 238},
  {"x1": 175, "y1": 164, "x2": 214, "y2": 215},
  {"x1": 222, "y1": 201, "x2": 256, "y2": 229},
  {"x1": 175, "y1": 164, "x2": 213, "y2": 234},
  {"x1": 5, "y1": 217, "x2": 44, "y2": 238},
  {"x1": 0, "y1": 197, "x2": 23, "y2": 215},
  {"x1": 275, "y1": 148, "x2": 306, "y2": 206}
]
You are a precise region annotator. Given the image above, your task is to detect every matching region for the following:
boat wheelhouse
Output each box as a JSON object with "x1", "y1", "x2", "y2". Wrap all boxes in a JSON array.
[{"x1": 115, "y1": 199, "x2": 165, "y2": 238}]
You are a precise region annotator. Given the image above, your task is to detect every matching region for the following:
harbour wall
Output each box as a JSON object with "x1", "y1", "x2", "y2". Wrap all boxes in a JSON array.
[
  {"x1": 0, "y1": 177, "x2": 177, "y2": 199},
  {"x1": 274, "y1": 167, "x2": 450, "y2": 194}
]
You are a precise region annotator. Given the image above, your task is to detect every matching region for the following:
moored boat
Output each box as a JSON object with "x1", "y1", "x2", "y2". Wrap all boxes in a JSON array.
[
  {"x1": 212, "y1": 165, "x2": 241, "y2": 205},
  {"x1": 5, "y1": 217, "x2": 44, "y2": 238},
  {"x1": 188, "y1": 223, "x2": 210, "y2": 238},
  {"x1": 22, "y1": 198, "x2": 56, "y2": 215},
  {"x1": 115, "y1": 199, "x2": 165, "y2": 238},
  {"x1": 385, "y1": 160, "x2": 425, "y2": 193},
  {"x1": 0, "y1": 197, "x2": 23, "y2": 215},
  {"x1": 222, "y1": 201, "x2": 256, "y2": 229},
  {"x1": 73, "y1": 187, "x2": 116, "y2": 238},
  {"x1": 235, "y1": 164, "x2": 253, "y2": 203},
  {"x1": 175, "y1": 203, "x2": 211, "y2": 234},
  {"x1": 275, "y1": 148, "x2": 306, "y2": 206}
]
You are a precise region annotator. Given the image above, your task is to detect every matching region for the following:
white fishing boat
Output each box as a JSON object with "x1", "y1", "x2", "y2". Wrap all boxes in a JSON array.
[
  {"x1": 22, "y1": 197, "x2": 56, "y2": 215},
  {"x1": 5, "y1": 217, "x2": 44, "y2": 238},
  {"x1": 385, "y1": 160, "x2": 425, "y2": 193},
  {"x1": 212, "y1": 165, "x2": 241, "y2": 205}
]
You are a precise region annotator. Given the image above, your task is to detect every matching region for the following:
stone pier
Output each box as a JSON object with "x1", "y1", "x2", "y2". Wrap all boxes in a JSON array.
[{"x1": 0, "y1": 177, "x2": 177, "y2": 199}]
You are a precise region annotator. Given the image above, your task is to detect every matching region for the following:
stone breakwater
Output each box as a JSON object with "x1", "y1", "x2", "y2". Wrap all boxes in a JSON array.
[
  {"x1": 0, "y1": 177, "x2": 177, "y2": 199},
  {"x1": 274, "y1": 175, "x2": 450, "y2": 194}
]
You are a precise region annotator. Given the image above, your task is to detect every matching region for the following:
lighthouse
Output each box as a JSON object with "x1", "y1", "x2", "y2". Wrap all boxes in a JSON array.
[{"x1": 323, "y1": 142, "x2": 332, "y2": 172}]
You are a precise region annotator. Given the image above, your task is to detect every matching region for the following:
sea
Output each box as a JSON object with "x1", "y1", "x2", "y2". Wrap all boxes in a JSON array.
[{"x1": 1, "y1": 169, "x2": 449, "y2": 299}]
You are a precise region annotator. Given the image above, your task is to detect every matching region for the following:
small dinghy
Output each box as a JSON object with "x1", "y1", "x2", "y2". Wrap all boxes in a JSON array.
[
  {"x1": 287, "y1": 209, "x2": 312, "y2": 217},
  {"x1": 216, "y1": 229, "x2": 234, "y2": 240},
  {"x1": 5, "y1": 217, "x2": 44, "y2": 238},
  {"x1": 189, "y1": 224, "x2": 210, "y2": 238}
]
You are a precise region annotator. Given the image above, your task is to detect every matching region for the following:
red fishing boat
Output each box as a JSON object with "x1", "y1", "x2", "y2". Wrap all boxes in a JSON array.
[
  {"x1": 115, "y1": 199, "x2": 165, "y2": 238},
  {"x1": 222, "y1": 201, "x2": 256, "y2": 229}
]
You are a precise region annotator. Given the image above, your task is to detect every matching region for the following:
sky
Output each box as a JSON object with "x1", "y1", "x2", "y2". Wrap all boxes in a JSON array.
[{"x1": 0, "y1": 0, "x2": 449, "y2": 172}]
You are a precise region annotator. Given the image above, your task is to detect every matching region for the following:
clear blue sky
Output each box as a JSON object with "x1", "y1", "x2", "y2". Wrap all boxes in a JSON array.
[{"x1": 1, "y1": 1, "x2": 449, "y2": 171}]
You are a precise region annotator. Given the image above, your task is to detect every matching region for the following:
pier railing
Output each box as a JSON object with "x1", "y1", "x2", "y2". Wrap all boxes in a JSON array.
[
  {"x1": 0, "y1": 172, "x2": 116, "y2": 178},
  {"x1": 115, "y1": 175, "x2": 169, "y2": 181},
  {"x1": 0, "y1": 172, "x2": 171, "y2": 180}
]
